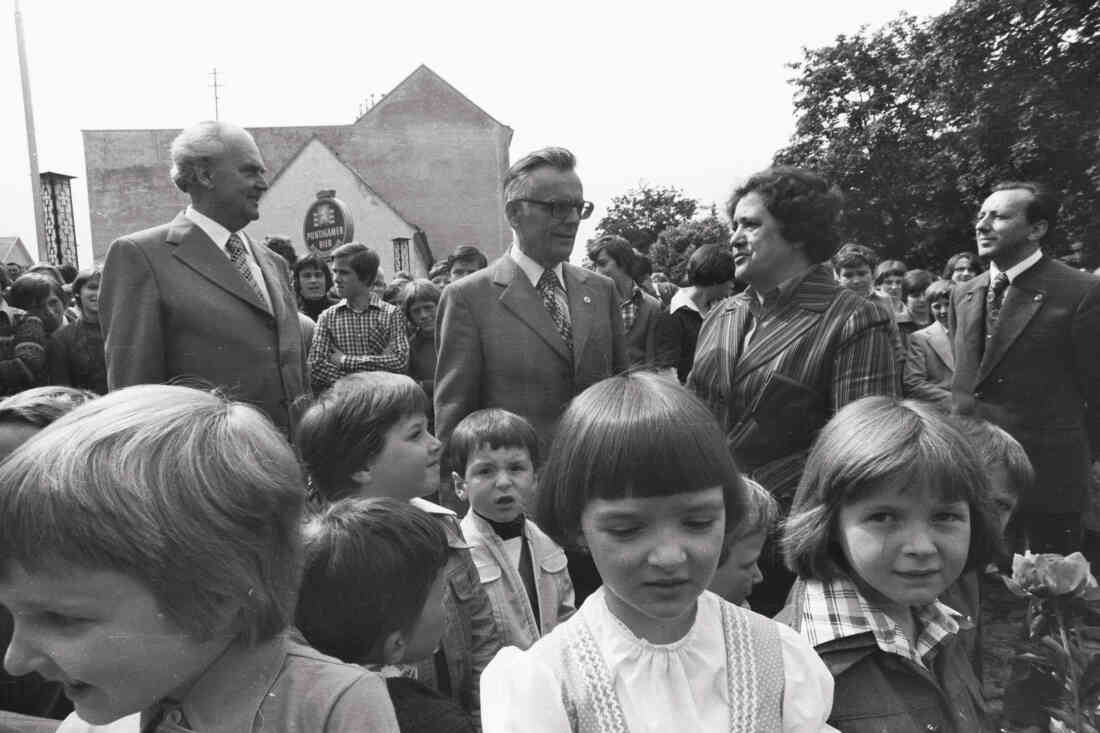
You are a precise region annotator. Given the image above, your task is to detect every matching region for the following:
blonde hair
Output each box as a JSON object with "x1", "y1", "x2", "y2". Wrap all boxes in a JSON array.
[{"x1": 0, "y1": 384, "x2": 305, "y2": 643}]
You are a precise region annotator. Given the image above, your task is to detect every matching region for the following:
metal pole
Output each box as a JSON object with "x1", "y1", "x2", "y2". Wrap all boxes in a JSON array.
[{"x1": 14, "y1": 0, "x2": 47, "y2": 262}]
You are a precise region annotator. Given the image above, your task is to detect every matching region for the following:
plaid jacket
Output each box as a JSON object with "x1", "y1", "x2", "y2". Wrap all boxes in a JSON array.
[{"x1": 688, "y1": 264, "x2": 898, "y2": 499}]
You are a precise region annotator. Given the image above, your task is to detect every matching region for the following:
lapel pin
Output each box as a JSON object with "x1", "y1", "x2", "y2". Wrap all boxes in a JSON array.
[
  {"x1": 1034, "y1": 294, "x2": 1043, "y2": 301},
  {"x1": 583, "y1": 296, "x2": 591, "y2": 304}
]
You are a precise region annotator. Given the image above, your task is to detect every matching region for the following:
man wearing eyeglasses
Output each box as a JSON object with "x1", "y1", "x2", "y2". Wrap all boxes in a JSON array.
[{"x1": 434, "y1": 146, "x2": 627, "y2": 465}]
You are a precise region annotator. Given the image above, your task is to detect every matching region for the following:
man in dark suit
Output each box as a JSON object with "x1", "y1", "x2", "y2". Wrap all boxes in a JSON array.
[
  {"x1": 434, "y1": 147, "x2": 627, "y2": 459},
  {"x1": 951, "y1": 181, "x2": 1100, "y2": 554},
  {"x1": 99, "y1": 121, "x2": 306, "y2": 434}
]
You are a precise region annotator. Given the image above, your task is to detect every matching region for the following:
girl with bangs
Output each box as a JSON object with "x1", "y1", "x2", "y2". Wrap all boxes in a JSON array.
[
  {"x1": 480, "y1": 372, "x2": 834, "y2": 732},
  {"x1": 778, "y1": 396, "x2": 998, "y2": 733}
]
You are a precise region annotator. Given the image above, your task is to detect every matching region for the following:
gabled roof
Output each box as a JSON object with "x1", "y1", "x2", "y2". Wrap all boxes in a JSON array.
[
  {"x1": 353, "y1": 64, "x2": 511, "y2": 132},
  {"x1": 0, "y1": 237, "x2": 34, "y2": 266},
  {"x1": 267, "y1": 135, "x2": 419, "y2": 235}
]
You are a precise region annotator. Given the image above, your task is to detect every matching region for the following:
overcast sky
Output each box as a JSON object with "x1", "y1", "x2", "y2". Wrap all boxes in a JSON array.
[{"x1": 1, "y1": 0, "x2": 955, "y2": 266}]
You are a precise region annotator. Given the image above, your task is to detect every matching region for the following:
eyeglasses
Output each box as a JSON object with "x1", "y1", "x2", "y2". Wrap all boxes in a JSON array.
[{"x1": 511, "y1": 198, "x2": 595, "y2": 220}]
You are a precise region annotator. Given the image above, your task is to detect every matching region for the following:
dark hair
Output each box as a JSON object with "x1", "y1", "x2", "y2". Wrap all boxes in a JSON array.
[
  {"x1": 8, "y1": 273, "x2": 58, "y2": 311},
  {"x1": 428, "y1": 261, "x2": 451, "y2": 280},
  {"x1": 58, "y1": 263, "x2": 77, "y2": 284},
  {"x1": 448, "y1": 245, "x2": 488, "y2": 271},
  {"x1": 295, "y1": 373, "x2": 430, "y2": 502},
  {"x1": 537, "y1": 372, "x2": 747, "y2": 549},
  {"x1": 400, "y1": 279, "x2": 441, "y2": 323},
  {"x1": 588, "y1": 235, "x2": 637, "y2": 279},
  {"x1": 264, "y1": 236, "x2": 297, "y2": 267},
  {"x1": 686, "y1": 244, "x2": 736, "y2": 287},
  {"x1": 903, "y1": 269, "x2": 935, "y2": 298},
  {"x1": 0, "y1": 386, "x2": 97, "y2": 428},
  {"x1": 924, "y1": 279, "x2": 953, "y2": 304},
  {"x1": 832, "y1": 243, "x2": 879, "y2": 273},
  {"x1": 503, "y1": 147, "x2": 576, "y2": 203},
  {"x1": 782, "y1": 396, "x2": 1000, "y2": 581},
  {"x1": 26, "y1": 264, "x2": 63, "y2": 288},
  {"x1": 330, "y1": 242, "x2": 380, "y2": 285},
  {"x1": 296, "y1": 497, "x2": 448, "y2": 663},
  {"x1": 293, "y1": 253, "x2": 334, "y2": 299},
  {"x1": 942, "y1": 251, "x2": 982, "y2": 280},
  {"x1": 448, "y1": 408, "x2": 540, "y2": 476},
  {"x1": 953, "y1": 416, "x2": 1033, "y2": 503},
  {"x1": 991, "y1": 181, "x2": 1059, "y2": 231},
  {"x1": 71, "y1": 269, "x2": 102, "y2": 309},
  {"x1": 727, "y1": 167, "x2": 844, "y2": 263},
  {"x1": 874, "y1": 259, "x2": 907, "y2": 288}
]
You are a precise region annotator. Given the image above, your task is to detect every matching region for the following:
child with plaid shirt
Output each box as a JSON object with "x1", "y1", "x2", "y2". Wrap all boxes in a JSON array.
[{"x1": 778, "y1": 396, "x2": 999, "y2": 733}]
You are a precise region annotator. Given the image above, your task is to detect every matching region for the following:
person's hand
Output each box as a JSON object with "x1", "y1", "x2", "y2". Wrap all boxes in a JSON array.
[{"x1": 331, "y1": 347, "x2": 346, "y2": 367}]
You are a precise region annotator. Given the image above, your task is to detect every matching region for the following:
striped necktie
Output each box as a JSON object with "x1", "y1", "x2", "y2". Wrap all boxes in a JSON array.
[
  {"x1": 225, "y1": 233, "x2": 267, "y2": 304},
  {"x1": 985, "y1": 272, "x2": 1009, "y2": 342},
  {"x1": 536, "y1": 269, "x2": 573, "y2": 354}
]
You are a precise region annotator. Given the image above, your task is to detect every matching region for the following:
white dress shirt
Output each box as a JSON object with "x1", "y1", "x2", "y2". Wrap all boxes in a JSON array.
[
  {"x1": 185, "y1": 206, "x2": 272, "y2": 310},
  {"x1": 988, "y1": 247, "x2": 1043, "y2": 285},
  {"x1": 509, "y1": 242, "x2": 570, "y2": 327}
]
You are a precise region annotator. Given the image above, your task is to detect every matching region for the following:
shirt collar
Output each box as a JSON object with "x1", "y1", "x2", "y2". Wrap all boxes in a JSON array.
[
  {"x1": 619, "y1": 283, "x2": 643, "y2": 307},
  {"x1": 669, "y1": 286, "x2": 701, "y2": 314},
  {"x1": 185, "y1": 205, "x2": 248, "y2": 256},
  {"x1": 144, "y1": 633, "x2": 286, "y2": 733},
  {"x1": 509, "y1": 242, "x2": 566, "y2": 290},
  {"x1": 988, "y1": 247, "x2": 1042, "y2": 284},
  {"x1": 799, "y1": 576, "x2": 963, "y2": 669},
  {"x1": 746, "y1": 264, "x2": 816, "y2": 308},
  {"x1": 337, "y1": 294, "x2": 383, "y2": 313}
]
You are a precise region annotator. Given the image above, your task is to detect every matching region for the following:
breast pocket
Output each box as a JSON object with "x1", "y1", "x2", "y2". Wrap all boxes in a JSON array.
[{"x1": 538, "y1": 548, "x2": 573, "y2": 626}]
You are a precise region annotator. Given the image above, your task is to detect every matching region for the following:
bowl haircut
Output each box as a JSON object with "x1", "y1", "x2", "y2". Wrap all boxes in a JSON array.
[
  {"x1": 536, "y1": 371, "x2": 747, "y2": 550},
  {"x1": 447, "y1": 408, "x2": 540, "y2": 477},
  {"x1": 0, "y1": 384, "x2": 305, "y2": 644},
  {"x1": 296, "y1": 497, "x2": 449, "y2": 664},
  {"x1": 782, "y1": 396, "x2": 1001, "y2": 581},
  {"x1": 295, "y1": 372, "x2": 430, "y2": 503}
]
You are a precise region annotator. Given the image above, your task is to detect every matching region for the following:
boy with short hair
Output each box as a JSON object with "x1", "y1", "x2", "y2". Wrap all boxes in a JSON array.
[
  {"x1": 0, "y1": 384, "x2": 399, "y2": 732},
  {"x1": 447, "y1": 245, "x2": 488, "y2": 283},
  {"x1": 450, "y1": 409, "x2": 574, "y2": 650},
  {"x1": 308, "y1": 242, "x2": 409, "y2": 393},
  {"x1": 297, "y1": 497, "x2": 476, "y2": 733}
]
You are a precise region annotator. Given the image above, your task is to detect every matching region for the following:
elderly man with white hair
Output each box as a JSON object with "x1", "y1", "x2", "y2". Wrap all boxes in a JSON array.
[{"x1": 99, "y1": 120, "x2": 307, "y2": 434}]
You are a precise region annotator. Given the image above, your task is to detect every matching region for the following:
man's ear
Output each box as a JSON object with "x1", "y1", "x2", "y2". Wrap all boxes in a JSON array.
[
  {"x1": 504, "y1": 200, "x2": 522, "y2": 229},
  {"x1": 1029, "y1": 218, "x2": 1049, "y2": 242},
  {"x1": 451, "y1": 471, "x2": 466, "y2": 501},
  {"x1": 193, "y1": 162, "x2": 215, "y2": 190},
  {"x1": 380, "y1": 630, "x2": 406, "y2": 665}
]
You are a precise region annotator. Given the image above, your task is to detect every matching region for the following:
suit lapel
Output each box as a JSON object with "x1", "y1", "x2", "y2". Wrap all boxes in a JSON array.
[
  {"x1": 494, "y1": 257, "x2": 571, "y2": 364},
  {"x1": 167, "y1": 213, "x2": 271, "y2": 315},
  {"x1": 927, "y1": 322, "x2": 954, "y2": 371},
  {"x1": 564, "y1": 264, "x2": 595, "y2": 367},
  {"x1": 978, "y1": 271, "x2": 1046, "y2": 384},
  {"x1": 954, "y1": 275, "x2": 987, "y2": 374}
]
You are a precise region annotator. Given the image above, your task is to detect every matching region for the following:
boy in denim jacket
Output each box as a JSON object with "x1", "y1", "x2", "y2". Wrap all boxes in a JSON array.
[{"x1": 452, "y1": 409, "x2": 574, "y2": 650}]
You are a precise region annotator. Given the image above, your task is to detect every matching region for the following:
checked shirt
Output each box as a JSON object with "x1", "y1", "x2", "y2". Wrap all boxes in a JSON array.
[{"x1": 308, "y1": 296, "x2": 410, "y2": 393}]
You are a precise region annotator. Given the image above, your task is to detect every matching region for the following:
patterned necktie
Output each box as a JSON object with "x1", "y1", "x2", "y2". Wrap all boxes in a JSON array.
[
  {"x1": 536, "y1": 269, "x2": 573, "y2": 353},
  {"x1": 985, "y1": 272, "x2": 1010, "y2": 341},
  {"x1": 225, "y1": 233, "x2": 267, "y2": 304}
]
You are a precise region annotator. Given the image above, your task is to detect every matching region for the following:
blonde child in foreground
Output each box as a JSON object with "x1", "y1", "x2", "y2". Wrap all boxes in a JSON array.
[
  {"x1": 777, "y1": 396, "x2": 998, "y2": 732},
  {"x1": 452, "y1": 408, "x2": 574, "y2": 650},
  {"x1": 0, "y1": 385, "x2": 398, "y2": 732},
  {"x1": 480, "y1": 372, "x2": 835, "y2": 732}
]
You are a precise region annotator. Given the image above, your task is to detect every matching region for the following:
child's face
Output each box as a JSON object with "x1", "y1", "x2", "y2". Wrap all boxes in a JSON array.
[
  {"x1": 408, "y1": 300, "x2": 437, "y2": 336},
  {"x1": 836, "y1": 266, "x2": 873, "y2": 297},
  {"x1": 79, "y1": 281, "x2": 100, "y2": 319},
  {"x1": 0, "y1": 563, "x2": 232, "y2": 725},
  {"x1": 400, "y1": 569, "x2": 447, "y2": 663},
  {"x1": 297, "y1": 267, "x2": 328, "y2": 301},
  {"x1": 838, "y1": 482, "x2": 970, "y2": 622},
  {"x1": 930, "y1": 298, "x2": 950, "y2": 328},
  {"x1": 458, "y1": 444, "x2": 536, "y2": 523},
  {"x1": 988, "y1": 465, "x2": 1019, "y2": 536},
  {"x1": 708, "y1": 530, "x2": 766, "y2": 605},
  {"x1": 580, "y1": 487, "x2": 725, "y2": 643},
  {"x1": 365, "y1": 412, "x2": 442, "y2": 500},
  {"x1": 31, "y1": 294, "x2": 65, "y2": 333},
  {"x1": 879, "y1": 275, "x2": 904, "y2": 301}
]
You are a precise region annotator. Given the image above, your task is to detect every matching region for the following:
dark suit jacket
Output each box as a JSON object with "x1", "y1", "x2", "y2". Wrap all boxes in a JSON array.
[
  {"x1": 100, "y1": 212, "x2": 307, "y2": 434},
  {"x1": 903, "y1": 321, "x2": 954, "y2": 410},
  {"x1": 434, "y1": 256, "x2": 627, "y2": 457},
  {"x1": 688, "y1": 264, "x2": 898, "y2": 499},
  {"x1": 950, "y1": 257, "x2": 1100, "y2": 512},
  {"x1": 624, "y1": 289, "x2": 677, "y2": 370}
]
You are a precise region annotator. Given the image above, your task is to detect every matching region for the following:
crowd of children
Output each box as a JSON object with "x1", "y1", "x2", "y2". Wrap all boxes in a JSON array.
[{"x1": 0, "y1": 355, "x2": 1037, "y2": 731}]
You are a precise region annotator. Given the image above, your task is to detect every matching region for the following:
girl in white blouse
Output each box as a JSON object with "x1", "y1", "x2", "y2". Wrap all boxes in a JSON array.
[{"x1": 480, "y1": 372, "x2": 836, "y2": 732}]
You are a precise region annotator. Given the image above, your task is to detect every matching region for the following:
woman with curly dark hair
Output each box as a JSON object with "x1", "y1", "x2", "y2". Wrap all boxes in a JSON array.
[{"x1": 687, "y1": 166, "x2": 899, "y2": 614}]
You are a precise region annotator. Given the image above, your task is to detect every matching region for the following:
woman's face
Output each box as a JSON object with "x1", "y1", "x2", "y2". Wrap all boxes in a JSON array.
[
  {"x1": 297, "y1": 267, "x2": 328, "y2": 301},
  {"x1": 729, "y1": 192, "x2": 802, "y2": 290},
  {"x1": 951, "y1": 257, "x2": 977, "y2": 283}
]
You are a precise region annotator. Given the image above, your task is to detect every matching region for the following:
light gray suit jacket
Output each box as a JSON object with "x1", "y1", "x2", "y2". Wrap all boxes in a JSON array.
[
  {"x1": 100, "y1": 212, "x2": 307, "y2": 434},
  {"x1": 434, "y1": 255, "x2": 627, "y2": 457}
]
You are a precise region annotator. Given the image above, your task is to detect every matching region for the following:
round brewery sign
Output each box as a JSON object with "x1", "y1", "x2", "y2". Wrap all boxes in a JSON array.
[{"x1": 303, "y1": 190, "x2": 355, "y2": 254}]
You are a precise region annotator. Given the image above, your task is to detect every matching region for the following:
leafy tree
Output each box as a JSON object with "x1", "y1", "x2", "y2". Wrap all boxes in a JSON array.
[
  {"x1": 649, "y1": 206, "x2": 731, "y2": 285},
  {"x1": 776, "y1": 0, "x2": 1100, "y2": 270},
  {"x1": 596, "y1": 184, "x2": 698, "y2": 253}
]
